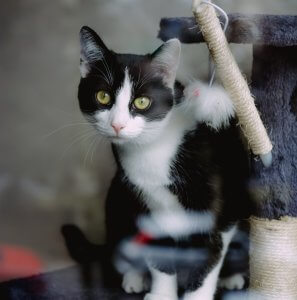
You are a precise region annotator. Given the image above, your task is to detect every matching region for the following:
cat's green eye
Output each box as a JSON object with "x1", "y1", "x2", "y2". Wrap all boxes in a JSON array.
[
  {"x1": 133, "y1": 97, "x2": 151, "y2": 110},
  {"x1": 96, "y1": 90, "x2": 111, "y2": 105}
]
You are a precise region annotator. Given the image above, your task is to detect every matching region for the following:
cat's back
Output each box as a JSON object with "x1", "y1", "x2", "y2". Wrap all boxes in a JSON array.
[
  {"x1": 169, "y1": 120, "x2": 250, "y2": 213},
  {"x1": 172, "y1": 120, "x2": 249, "y2": 181}
]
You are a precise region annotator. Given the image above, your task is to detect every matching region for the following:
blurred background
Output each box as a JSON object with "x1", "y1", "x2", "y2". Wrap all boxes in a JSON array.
[{"x1": 0, "y1": 0, "x2": 297, "y2": 281}]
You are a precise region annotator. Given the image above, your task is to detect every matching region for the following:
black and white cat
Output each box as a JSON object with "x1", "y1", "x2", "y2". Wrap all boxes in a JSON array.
[{"x1": 78, "y1": 26, "x2": 251, "y2": 300}]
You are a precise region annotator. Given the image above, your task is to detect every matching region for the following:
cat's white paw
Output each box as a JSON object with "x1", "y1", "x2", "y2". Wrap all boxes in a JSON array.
[
  {"x1": 144, "y1": 293, "x2": 177, "y2": 300},
  {"x1": 122, "y1": 270, "x2": 147, "y2": 294},
  {"x1": 218, "y1": 273, "x2": 245, "y2": 290}
]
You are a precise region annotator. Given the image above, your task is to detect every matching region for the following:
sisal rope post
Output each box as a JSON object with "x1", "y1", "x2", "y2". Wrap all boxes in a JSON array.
[
  {"x1": 191, "y1": 2, "x2": 297, "y2": 299},
  {"x1": 249, "y1": 216, "x2": 297, "y2": 299},
  {"x1": 191, "y1": 0, "x2": 273, "y2": 166}
]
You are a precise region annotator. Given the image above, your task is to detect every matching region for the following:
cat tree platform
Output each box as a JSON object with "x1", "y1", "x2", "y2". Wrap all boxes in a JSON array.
[
  {"x1": 0, "y1": 263, "x2": 245, "y2": 300},
  {"x1": 158, "y1": 14, "x2": 297, "y2": 46}
]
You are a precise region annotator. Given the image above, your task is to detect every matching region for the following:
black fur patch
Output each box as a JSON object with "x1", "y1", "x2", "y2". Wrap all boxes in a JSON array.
[
  {"x1": 169, "y1": 120, "x2": 251, "y2": 229},
  {"x1": 78, "y1": 27, "x2": 176, "y2": 122}
]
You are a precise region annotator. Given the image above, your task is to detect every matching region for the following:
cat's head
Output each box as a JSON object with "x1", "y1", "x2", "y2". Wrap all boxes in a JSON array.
[{"x1": 78, "y1": 26, "x2": 181, "y2": 145}]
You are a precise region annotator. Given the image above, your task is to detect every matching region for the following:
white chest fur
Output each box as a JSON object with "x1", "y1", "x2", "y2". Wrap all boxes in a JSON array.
[
  {"x1": 117, "y1": 109, "x2": 214, "y2": 237},
  {"x1": 119, "y1": 110, "x2": 192, "y2": 190},
  {"x1": 118, "y1": 110, "x2": 194, "y2": 215}
]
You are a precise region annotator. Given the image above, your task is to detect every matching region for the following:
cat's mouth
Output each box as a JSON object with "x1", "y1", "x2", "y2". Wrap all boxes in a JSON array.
[
  {"x1": 109, "y1": 133, "x2": 140, "y2": 145},
  {"x1": 111, "y1": 135, "x2": 123, "y2": 140},
  {"x1": 110, "y1": 135, "x2": 128, "y2": 144}
]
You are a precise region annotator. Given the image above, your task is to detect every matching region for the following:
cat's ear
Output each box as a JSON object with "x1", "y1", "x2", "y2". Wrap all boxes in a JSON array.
[
  {"x1": 79, "y1": 26, "x2": 109, "y2": 78},
  {"x1": 151, "y1": 39, "x2": 181, "y2": 88}
]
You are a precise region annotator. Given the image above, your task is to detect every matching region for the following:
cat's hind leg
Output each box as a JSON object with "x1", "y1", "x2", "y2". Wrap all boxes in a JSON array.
[{"x1": 183, "y1": 226, "x2": 237, "y2": 300}]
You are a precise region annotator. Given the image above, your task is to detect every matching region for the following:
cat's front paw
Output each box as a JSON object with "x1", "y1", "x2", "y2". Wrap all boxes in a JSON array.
[
  {"x1": 122, "y1": 270, "x2": 148, "y2": 293},
  {"x1": 218, "y1": 273, "x2": 245, "y2": 290},
  {"x1": 144, "y1": 293, "x2": 177, "y2": 300}
]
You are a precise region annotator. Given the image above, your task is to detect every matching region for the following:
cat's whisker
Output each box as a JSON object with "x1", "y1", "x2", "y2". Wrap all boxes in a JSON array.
[
  {"x1": 103, "y1": 58, "x2": 113, "y2": 84},
  {"x1": 83, "y1": 134, "x2": 100, "y2": 168},
  {"x1": 42, "y1": 122, "x2": 93, "y2": 139},
  {"x1": 59, "y1": 129, "x2": 97, "y2": 162},
  {"x1": 135, "y1": 67, "x2": 142, "y2": 88},
  {"x1": 91, "y1": 135, "x2": 109, "y2": 163},
  {"x1": 89, "y1": 63, "x2": 111, "y2": 85},
  {"x1": 101, "y1": 56, "x2": 114, "y2": 85},
  {"x1": 92, "y1": 65, "x2": 111, "y2": 85},
  {"x1": 137, "y1": 73, "x2": 154, "y2": 89},
  {"x1": 90, "y1": 136, "x2": 101, "y2": 163},
  {"x1": 136, "y1": 70, "x2": 155, "y2": 89}
]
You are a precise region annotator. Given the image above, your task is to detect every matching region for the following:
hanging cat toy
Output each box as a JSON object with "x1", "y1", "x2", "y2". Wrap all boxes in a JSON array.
[{"x1": 159, "y1": 0, "x2": 297, "y2": 298}]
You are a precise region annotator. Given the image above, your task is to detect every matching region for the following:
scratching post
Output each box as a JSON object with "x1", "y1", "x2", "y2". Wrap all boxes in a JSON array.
[
  {"x1": 249, "y1": 43, "x2": 297, "y2": 299},
  {"x1": 158, "y1": 8, "x2": 297, "y2": 300},
  {"x1": 191, "y1": 1, "x2": 272, "y2": 161},
  {"x1": 249, "y1": 217, "x2": 297, "y2": 299}
]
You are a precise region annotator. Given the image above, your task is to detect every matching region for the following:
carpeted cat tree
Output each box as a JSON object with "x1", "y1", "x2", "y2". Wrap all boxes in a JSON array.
[{"x1": 159, "y1": 2, "x2": 297, "y2": 299}]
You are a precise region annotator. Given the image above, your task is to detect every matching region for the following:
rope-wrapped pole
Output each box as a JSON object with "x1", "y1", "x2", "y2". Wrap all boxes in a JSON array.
[
  {"x1": 191, "y1": 3, "x2": 297, "y2": 299},
  {"x1": 192, "y1": 0, "x2": 273, "y2": 167},
  {"x1": 249, "y1": 216, "x2": 297, "y2": 299}
]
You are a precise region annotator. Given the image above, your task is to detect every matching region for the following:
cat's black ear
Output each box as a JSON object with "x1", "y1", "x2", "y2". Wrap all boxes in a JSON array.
[
  {"x1": 79, "y1": 26, "x2": 109, "y2": 78},
  {"x1": 151, "y1": 39, "x2": 181, "y2": 88}
]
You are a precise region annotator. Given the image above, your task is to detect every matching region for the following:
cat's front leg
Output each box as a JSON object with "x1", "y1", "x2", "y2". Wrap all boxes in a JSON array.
[
  {"x1": 144, "y1": 267, "x2": 178, "y2": 300},
  {"x1": 183, "y1": 226, "x2": 237, "y2": 300},
  {"x1": 122, "y1": 270, "x2": 149, "y2": 293}
]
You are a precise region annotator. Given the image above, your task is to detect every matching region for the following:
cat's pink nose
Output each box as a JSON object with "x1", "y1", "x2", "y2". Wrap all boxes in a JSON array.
[{"x1": 111, "y1": 123, "x2": 125, "y2": 134}]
